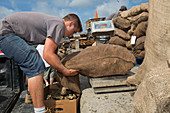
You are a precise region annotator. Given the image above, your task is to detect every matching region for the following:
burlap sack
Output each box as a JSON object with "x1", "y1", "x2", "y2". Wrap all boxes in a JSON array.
[
  {"x1": 61, "y1": 51, "x2": 80, "y2": 65},
  {"x1": 133, "y1": 68, "x2": 170, "y2": 113},
  {"x1": 127, "y1": 0, "x2": 170, "y2": 111},
  {"x1": 128, "y1": 16, "x2": 148, "y2": 36},
  {"x1": 109, "y1": 36, "x2": 126, "y2": 47},
  {"x1": 54, "y1": 52, "x2": 81, "y2": 94},
  {"x1": 126, "y1": 0, "x2": 170, "y2": 86},
  {"x1": 133, "y1": 36, "x2": 146, "y2": 51},
  {"x1": 120, "y1": 2, "x2": 149, "y2": 18},
  {"x1": 132, "y1": 15, "x2": 148, "y2": 26},
  {"x1": 113, "y1": 16, "x2": 131, "y2": 31},
  {"x1": 115, "y1": 28, "x2": 130, "y2": 40},
  {"x1": 127, "y1": 12, "x2": 149, "y2": 23},
  {"x1": 64, "y1": 44, "x2": 136, "y2": 77},
  {"x1": 55, "y1": 72, "x2": 81, "y2": 94},
  {"x1": 133, "y1": 21, "x2": 148, "y2": 38},
  {"x1": 133, "y1": 50, "x2": 145, "y2": 59}
]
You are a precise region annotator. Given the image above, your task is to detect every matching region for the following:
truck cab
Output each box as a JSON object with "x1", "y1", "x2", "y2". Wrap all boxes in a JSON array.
[{"x1": 0, "y1": 50, "x2": 25, "y2": 113}]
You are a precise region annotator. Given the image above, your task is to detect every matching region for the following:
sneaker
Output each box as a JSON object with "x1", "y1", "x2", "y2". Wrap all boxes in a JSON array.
[
  {"x1": 45, "y1": 82, "x2": 49, "y2": 87},
  {"x1": 44, "y1": 108, "x2": 52, "y2": 113},
  {"x1": 25, "y1": 94, "x2": 32, "y2": 104}
]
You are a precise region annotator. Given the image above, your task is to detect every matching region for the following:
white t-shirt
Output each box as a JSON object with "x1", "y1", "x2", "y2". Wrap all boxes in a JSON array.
[{"x1": 36, "y1": 44, "x2": 50, "y2": 68}]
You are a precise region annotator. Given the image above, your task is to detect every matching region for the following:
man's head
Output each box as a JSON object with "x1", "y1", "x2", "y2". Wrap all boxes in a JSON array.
[
  {"x1": 63, "y1": 13, "x2": 83, "y2": 37},
  {"x1": 119, "y1": 5, "x2": 127, "y2": 11}
]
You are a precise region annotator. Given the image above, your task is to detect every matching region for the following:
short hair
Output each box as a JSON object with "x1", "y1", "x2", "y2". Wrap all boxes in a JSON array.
[
  {"x1": 119, "y1": 5, "x2": 127, "y2": 11},
  {"x1": 63, "y1": 13, "x2": 83, "y2": 32}
]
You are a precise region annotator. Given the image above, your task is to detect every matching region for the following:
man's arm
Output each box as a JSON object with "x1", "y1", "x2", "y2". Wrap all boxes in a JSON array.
[
  {"x1": 43, "y1": 37, "x2": 79, "y2": 76},
  {"x1": 107, "y1": 13, "x2": 116, "y2": 20},
  {"x1": 107, "y1": 12, "x2": 119, "y2": 20}
]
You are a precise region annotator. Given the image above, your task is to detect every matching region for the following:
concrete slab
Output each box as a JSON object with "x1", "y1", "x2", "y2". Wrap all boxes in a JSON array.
[
  {"x1": 80, "y1": 66, "x2": 138, "y2": 113},
  {"x1": 80, "y1": 88, "x2": 135, "y2": 113}
]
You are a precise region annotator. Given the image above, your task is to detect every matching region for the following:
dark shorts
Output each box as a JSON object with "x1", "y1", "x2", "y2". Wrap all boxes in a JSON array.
[
  {"x1": 0, "y1": 33, "x2": 45, "y2": 78},
  {"x1": 43, "y1": 66, "x2": 56, "y2": 80}
]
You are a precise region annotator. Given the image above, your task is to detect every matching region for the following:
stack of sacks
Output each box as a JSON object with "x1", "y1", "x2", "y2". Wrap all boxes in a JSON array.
[{"x1": 109, "y1": 2, "x2": 149, "y2": 59}]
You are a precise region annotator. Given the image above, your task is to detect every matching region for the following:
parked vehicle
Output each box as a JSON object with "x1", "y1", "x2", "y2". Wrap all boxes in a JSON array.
[{"x1": 0, "y1": 50, "x2": 25, "y2": 113}]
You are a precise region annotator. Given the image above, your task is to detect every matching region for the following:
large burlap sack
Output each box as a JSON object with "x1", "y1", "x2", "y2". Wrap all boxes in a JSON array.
[
  {"x1": 133, "y1": 21, "x2": 148, "y2": 38},
  {"x1": 109, "y1": 36, "x2": 126, "y2": 47},
  {"x1": 120, "y1": 3, "x2": 149, "y2": 18},
  {"x1": 115, "y1": 28, "x2": 130, "y2": 40},
  {"x1": 63, "y1": 44, "x2": 136, "y2": 77},
  {"x1": 128, "y1": 1, "x2": 170, "y2": 112},
  {"x1": 113, "y1": 17, "x2": 131, "y2": 31},
  {"x1": 133, "y1": 68, "x2": 170, "y2": 113},
  {"x1": 127, "y1": 0, "x2": 170, "y2": 86}
]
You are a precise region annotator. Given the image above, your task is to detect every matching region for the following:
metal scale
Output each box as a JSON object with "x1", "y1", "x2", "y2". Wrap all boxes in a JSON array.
[{"x1": 91, "y1": 20, "x2": 115, "y2": 46}]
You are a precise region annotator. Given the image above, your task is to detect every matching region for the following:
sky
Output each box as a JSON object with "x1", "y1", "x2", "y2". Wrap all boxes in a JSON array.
[{"x1": 0, "y1": 0, "x2": 148, "y2": 33}]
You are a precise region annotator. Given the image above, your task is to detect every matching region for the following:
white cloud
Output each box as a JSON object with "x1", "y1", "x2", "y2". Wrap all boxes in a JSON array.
[
  {"x1": 70, "y1": 0, "x2": 91, "y2": 7},
  {"x1": 32, "y1": 1, "x2": 71, "y2": 18},
  {"x1": 69, "y1": 0, "x2": 99, "y2": 8},
  {"x1": 0, "y1": 6, "x2": 15, "y2": 19},
  {"x1": 97, "y1": 0, "x2": 129, "y2": 18}
]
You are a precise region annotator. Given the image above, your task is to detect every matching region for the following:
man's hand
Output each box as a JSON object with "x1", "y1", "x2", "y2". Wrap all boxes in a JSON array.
[
  {"x1": 44, "y1": 38, "x2": 79, "y2": 77},
  {"x1": 63, "y1": 69, "x2": 79, "y2": 76}
]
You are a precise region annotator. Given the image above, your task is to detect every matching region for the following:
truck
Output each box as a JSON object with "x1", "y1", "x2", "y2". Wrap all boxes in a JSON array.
[{"x1": 0, "y1": 50, "x2": 25, "y2": 113}]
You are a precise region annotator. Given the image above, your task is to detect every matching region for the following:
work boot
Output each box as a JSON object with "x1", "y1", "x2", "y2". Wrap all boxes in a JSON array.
[
  {"x1": 44, "y1": 108, "x2": 52, "y2": 113},
  {"x1": 25, "y1": 94, "x2": 32, "y2": 104}
]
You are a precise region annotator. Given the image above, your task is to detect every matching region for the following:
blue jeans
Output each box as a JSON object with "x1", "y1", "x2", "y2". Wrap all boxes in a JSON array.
[{"x1": 0, "y1": 33, "x2": 45, "y2": 78}]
